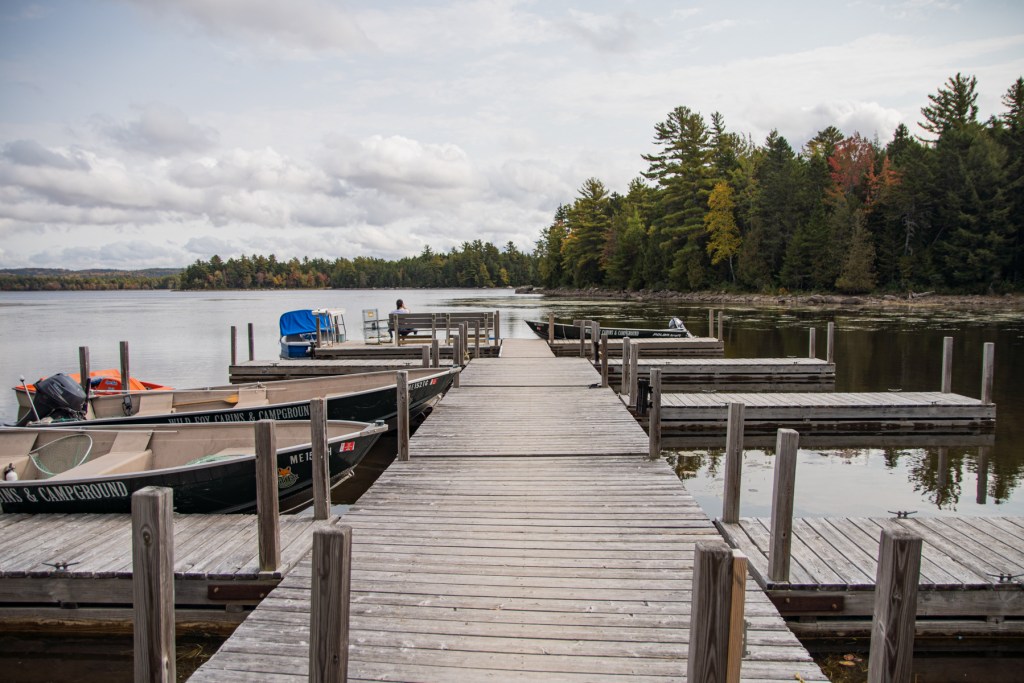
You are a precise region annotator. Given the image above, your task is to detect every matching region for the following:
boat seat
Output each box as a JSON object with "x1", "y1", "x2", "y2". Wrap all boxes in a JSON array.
[
  {"x1": 48, "y1": 431, "x2": 155, "y2": 480},
  {"x1": 234, "y1": 387, "x2": 269, "y2": 408},
  {"x1": 134, "y1": 392, "x2": 175, "y2": 416}
]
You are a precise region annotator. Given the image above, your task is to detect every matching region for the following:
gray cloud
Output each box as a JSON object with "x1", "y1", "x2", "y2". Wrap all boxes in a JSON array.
[
  {"x1": 2, "y1": 139, "x2": 90, "y2": 170},
  {"x1": 101, "y1": 104, "x2": 218, "y2": 156}
]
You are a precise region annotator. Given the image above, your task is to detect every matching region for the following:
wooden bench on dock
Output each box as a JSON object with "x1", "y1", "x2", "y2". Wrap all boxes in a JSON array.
[{"x1": 388, "y1": 310, "x2": 499, "y2": 347}]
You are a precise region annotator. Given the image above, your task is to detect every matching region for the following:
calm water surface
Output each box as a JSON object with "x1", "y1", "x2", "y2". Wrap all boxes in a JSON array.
[{"x1": 1, "y1": 288, "x2": 1022, "y2": 518}]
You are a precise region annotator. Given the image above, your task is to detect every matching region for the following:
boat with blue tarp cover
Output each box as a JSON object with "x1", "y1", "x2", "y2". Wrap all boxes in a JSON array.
[{"x1": 280, "y1": 308, "x2": 347, "y2": 358}]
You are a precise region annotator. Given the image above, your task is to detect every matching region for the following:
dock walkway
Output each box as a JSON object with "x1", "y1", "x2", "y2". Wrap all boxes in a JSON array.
[{"x1": 192, "y1": 338, "x2": 827, "y2": 681}]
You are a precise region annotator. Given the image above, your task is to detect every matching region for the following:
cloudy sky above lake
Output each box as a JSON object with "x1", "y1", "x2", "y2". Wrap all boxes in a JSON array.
[{"x1": 1, "y1": 1, "x2": 1022, "y2": 270}]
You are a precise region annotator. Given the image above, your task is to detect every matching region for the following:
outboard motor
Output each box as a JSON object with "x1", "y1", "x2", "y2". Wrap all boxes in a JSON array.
[
  {"x1": 668, "y1": 316, "x2": 693, "y2": 337},
  {"x1": 16, "y1": 373, "x2": 88, "y2": 426}
]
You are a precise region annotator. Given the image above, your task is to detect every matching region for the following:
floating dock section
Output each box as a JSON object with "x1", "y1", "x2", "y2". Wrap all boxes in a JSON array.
[{"x1": 607, "y1": 357, "x2": 836, "y2": 392}]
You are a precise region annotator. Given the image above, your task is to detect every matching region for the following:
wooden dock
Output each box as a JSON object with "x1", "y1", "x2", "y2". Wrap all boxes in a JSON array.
[
  {"x1": 640, "y1": 390, "x2": 995, "y2": 436},
  {"x1": 549, "y1": 337, "x2": 724, "y2": 358},
  {"x1": 0, "y1": 513, "x2": 339, "y2": 633},
  {"x1": 192, "y1": 338, "x2": 827, "y2": 681},
  {"x1": 607, "y1": 357, "x2": 836, "y2": 392},
  {"x1": 718, "y1": 515, "x2": 1024, "y2": 638}
]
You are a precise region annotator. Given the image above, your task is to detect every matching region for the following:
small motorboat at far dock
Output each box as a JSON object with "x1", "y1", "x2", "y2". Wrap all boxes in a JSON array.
[
  {"x1": 525, "y1": 318, "x2": 694, "y2": 340},
  {"x1": 280, "y1": 308, "x2": 347, "y2": 358},
  {"x1": 0, "y1": 420, "x2": 386, "y2": 514}
]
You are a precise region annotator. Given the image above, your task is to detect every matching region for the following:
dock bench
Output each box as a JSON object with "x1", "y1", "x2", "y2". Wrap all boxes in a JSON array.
[{"x1": 387, "y1": 310, "x2": 499, "y2": 347}]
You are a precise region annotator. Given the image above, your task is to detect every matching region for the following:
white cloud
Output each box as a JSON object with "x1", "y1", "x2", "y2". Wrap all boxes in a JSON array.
[{"x1": 100, "y1": 103, "x2": 218, "y2": 156}]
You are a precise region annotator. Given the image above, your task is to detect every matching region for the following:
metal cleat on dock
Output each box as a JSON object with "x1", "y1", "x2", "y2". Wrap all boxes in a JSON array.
[{"x1": 887, "y1": 510, "x2": 917, "y2": 518}]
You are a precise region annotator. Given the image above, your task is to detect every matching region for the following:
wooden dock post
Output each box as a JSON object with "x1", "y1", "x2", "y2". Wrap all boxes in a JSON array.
[
  {"x1": 255, "y1": 420, "x2": 280, "y2": 574},
  {"x1": 309, "y1": 525, "x2": 353, "y2": 683},
  {"x1": 453, "y1": 335, "x2": 461, "y2": 388},
  {"x1": 768, "y1": 428, "x2": 799, "y2": 583},
  {"x1": 868, "y1": 528, "x2": 922, "y2": 683},
  {"x1": 547, "y1": 313, "x2": 555, "y2": 343},
  {"x1": 431, "y1": 339, "x2": 440, "y2": 368},
  {"x1": 937, "y1": 446, "x2": 949, "y2": 491},
  {"x1": 722, "y1": 402, "x2": 746, "y2": 525},
  {"x1": 397, "y1": 370, "x2": 410, "y2": 461},
  {"x1": 310, "y1": 398, "x2": 330, "y2": 521},
  {"x1": 808, "y1": 327, "x2": 816, "y2": 359},
  {"x1": 629, "y1": 343, "x2": 640, "y2": 402},
  {"x1": 649, "y1": 368, "x2": 662, "y2": 460},
  {"x1": 621, "y1": 337, "x2": 631, "y2": 395},
  {"x1": 827, "y1": 322, "x2": 835, "y2": 364},
  {"x1": 495, "y1": 310, "x2": 501, "y2": 343},
  {"x1": 688, "y1": 541, "x2": 747, "y2": 683},
  {"x1": 718, "y1": 311, "x2": 724, "y2": 341},
  {"x1": 421, "y1": 346, "x2": 430, "y2": 368},
  {"x1": 474, "y1": 320, "x2": 481, "y2": 358},
  {"x1": 132, "y1": 486, "x2": 175, "y2": 683},
  {"x1": 230, "y1": 326, "x2": 237, "y2": 366},
  {"x1": 600, "y1": 334, "x2": 609, "y2": 388},
  {"x1": 248, "y1": 322, "x2": 255, "y2": 361},
  {"x1": 709, "y1": 309, "x2": 715, "y2": 338},
  {"x1": 78, "y1": 346, "x2": 91, "y2": 398},
  {"x1": 941, "y1": 336, "x2": 953, "y2": 393},
  {"x1": 591, "y1": 321, "x2": 600, "y2": 361},
  {"x1": 578, "y1": 320, "x2": 588, "y2": 358},
  {"x1": 120, "y1": 340, "x2": 130, "y2": 394},
  {"x1": 981, "y1": 342, "x2": 995, "y2": 405}
]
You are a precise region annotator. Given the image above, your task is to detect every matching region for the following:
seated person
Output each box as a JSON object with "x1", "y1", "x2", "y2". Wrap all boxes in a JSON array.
[{"x1": 388, "y1": 299, "x2": 416, "y2": 338}]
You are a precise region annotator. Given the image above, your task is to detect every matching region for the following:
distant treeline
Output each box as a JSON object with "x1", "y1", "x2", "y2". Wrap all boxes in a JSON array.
[
  {"x1": 177, "y1": 240, "x2": 536, "y2": 290},
  {"x1": 536, "y1": 73, "x2": 1024, "y2": 295},
  {"x1": 0, "y1": 269, "x2": 179, "y2": 291}
]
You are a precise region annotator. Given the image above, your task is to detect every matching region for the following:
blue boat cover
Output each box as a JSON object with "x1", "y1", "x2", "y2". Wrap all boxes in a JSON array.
[{"x1": 279, "y1": 309, "x2": 333, "y2": 336}]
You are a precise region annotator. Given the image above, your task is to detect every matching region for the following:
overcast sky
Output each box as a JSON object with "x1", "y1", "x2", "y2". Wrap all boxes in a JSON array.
[{"x1": 1, "y1": 1, "x2": 1022, "y2": 270}]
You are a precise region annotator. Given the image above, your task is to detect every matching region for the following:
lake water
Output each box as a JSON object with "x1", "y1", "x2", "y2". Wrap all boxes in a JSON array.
[{"x1": 1, "y1": 288, "x2": 1021, "y2": 517}]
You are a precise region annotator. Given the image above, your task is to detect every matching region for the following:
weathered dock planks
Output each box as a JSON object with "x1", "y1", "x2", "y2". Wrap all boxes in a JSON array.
[
  {"x1": 607, "y1": 357, "x2": 836, "y2": 392},
  {"x1": 640, "y1": 390, "x2": 995, "y2": 436},
  {"x1": 718, "y1": 515, "x2": 1024, "y2": 637},
  {"x1": 549, "y1": 337, "x2": 725, "y2": 358},
  {"x1": 191, "y1": 336, "x2": 827, "y2": 681},
  {"x1": 0, "y1": 513, "x2": 341, "y2": 632},
  {"x1": 192, "y1": 457, "x2": 827, "y2": 682}
]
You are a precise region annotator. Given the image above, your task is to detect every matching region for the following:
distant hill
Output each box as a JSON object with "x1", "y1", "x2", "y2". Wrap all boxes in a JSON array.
[{"x1": 0, "y1": 267, "x2": 182, "y2": 277}]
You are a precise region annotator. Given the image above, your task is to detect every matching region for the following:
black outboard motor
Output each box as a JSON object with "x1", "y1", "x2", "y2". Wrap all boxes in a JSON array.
[{"x1": 16, "y1": 373, "x2": 88, "y2": 426}]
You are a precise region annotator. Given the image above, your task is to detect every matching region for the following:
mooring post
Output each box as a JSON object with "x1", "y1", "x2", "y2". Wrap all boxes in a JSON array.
[
  {"x1": 474, "y1": 320, "x2": 481, "y2": 359},
  {"x1": 78, "y1": 346, "x2": 91, "y2": 399},
  {"x1": 937, "y1": 446, "x2": 949, "y2": 491},
  {"x1": 808, "y1": 327, "x2": 816, "y2": 359},
  {"x1": 981, "y1": 342, "x2": 995, "y2": 405},
  {"x1": 547, "y1": 312, "x2": 555, "y2": 343},
  {"x1": 621, "y1": 337, "x2": 631, "y2": 395},
  {"x1": 494, "y1": 310, "x2": 501, "y2": 343},
  {"x1": 768, "y1": 428, "x2": 799, "y2": 583},
  {"x1": 397, "y1": 370, "x2": 409, "y2": 461},
  {"x1": 255, "y1": 420, "x2": 280, "y2": 573},
  {"x1": 600, "y1": 334, "x2": 609, "y2": 388},
  {"x1": 421, "y1": 346, "x2": 430, "y2": 368},
  {"x1": 718, "y1": 311, "x2": 724, "y2": 341},
  {"x1": 230, "y1": 326, "x2": 237, "y2": 367},
  {"x1": 649, "y1": 368, "x2": 662, "y2": 460},
  {"x1": 309, "y1": 525, "x2": 353, "y2": 683},
  {"x1": 578, "y1": 320, "x2": 588, "y2": 358},
  {"x1": 687, "y1": 541, "x2": 747, "y2": 683},
  {"x1": 941, "y1": 336, "x2": 953, "y2": 393},
  {"x1": 120, "y1": 340, "x2": 130, "y2": 393},
  {"x1": 827, "y1": 322, "x2": 835, "y2": 364},
  {"x1": 709, "y1": 308, "x2": 715, "y2": 338},
  {"x1": 591, "y1": 321, "x2": 600, "y2": 361},
  {"x1": 867, "y1": 528, "x2": 922, "y2": 683},
  {"x1": 431, "y1": 339, "x2": 440, "y2": 368},
  {"x1": 310, "y1": 398, "x2": 330, "y2": 521},
  {"x1": 452, "y1": 334, "x2": 461, "y2": 388},
  {"x1": 132, "y1": 486, "x2": 175, "y2": 683},
  {"x1": 722, "y1": 402, "x2": 746, "y2": 525},
  {"x1": 629, "y1": 343, "x2": 640, "y2": 403},
  {"x1": 247, "y1": 322, "x2": 255, "y2": 361}
]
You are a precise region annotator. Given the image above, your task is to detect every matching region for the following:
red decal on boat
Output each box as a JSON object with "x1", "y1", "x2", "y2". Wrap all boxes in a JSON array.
[{"x1": 342, "y1": 441, "x2": 355, "y2": 452}]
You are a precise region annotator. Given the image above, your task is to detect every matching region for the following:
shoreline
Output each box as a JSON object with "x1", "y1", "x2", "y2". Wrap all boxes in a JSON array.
[{"x1": 519, "y1": 287, "x2": 1024, "y2": 312}]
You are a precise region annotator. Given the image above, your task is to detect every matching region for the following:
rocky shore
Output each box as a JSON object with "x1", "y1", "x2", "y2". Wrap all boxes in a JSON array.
[{"x1": 515, "y1": 286, "x2": 1024, "y2": 312}]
